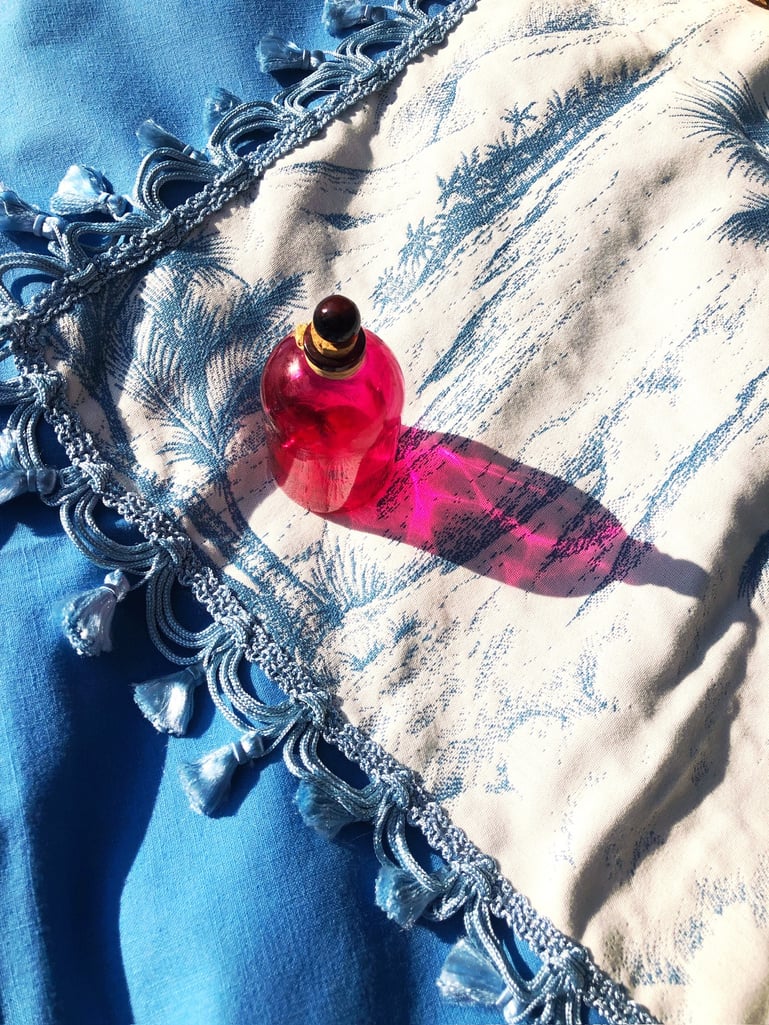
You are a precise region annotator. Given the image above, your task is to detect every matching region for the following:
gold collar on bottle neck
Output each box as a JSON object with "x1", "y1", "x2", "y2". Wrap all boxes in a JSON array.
[{"x1": 294, "y1": 323, "x2": 366, "y2": 379}]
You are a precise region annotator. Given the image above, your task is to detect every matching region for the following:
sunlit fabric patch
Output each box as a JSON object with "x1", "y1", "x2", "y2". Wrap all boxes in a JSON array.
[{"x1": 13, "y1": 0, "x2": 769, "y2": 1021}]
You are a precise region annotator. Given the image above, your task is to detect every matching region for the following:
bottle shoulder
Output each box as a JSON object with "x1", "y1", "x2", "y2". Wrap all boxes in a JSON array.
[
  {"x1": 261, "y1": 330, "x2": 404, "y2": 413},
  {"x1": 363, "y1": 331, "x2": 405, "y2": 384}
]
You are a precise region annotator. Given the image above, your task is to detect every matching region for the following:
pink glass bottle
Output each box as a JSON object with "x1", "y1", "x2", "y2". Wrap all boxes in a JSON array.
[{"x1": 260, "y1": 294, "x2": 405, "y2": 513}]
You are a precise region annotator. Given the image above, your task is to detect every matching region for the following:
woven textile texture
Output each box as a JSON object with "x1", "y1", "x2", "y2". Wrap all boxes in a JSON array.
[{"x1": 3, "y1": 1, "x2": 769, "y2": 1023}]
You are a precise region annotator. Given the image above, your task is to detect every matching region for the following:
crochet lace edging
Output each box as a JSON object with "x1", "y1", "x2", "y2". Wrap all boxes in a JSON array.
[{"x1": 0, "y1": 2, "x2": 659, "y2": 1021}]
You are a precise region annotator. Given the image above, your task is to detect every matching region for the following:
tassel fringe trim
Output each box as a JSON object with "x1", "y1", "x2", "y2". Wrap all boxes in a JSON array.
[
  {"x1": 132, "y1": 662, "x2": 206, "y2": 735},
  {"x1": 0, "y1": 0, "x2": 477, "y2": 322}
]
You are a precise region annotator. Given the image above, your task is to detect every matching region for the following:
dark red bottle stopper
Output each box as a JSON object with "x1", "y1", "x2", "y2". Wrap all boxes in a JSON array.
[
  {"x1": 313, "y1": 295, "x2": 361, "y2": 347},
  {"x1": 304, "y1": 294, "x2": 366, "y2": 376}
]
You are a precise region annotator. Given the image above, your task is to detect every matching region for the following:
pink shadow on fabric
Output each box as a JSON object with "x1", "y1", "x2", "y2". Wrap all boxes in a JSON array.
[{"x1": 328, "y1": 426, "x2": 706, "y2": 599}]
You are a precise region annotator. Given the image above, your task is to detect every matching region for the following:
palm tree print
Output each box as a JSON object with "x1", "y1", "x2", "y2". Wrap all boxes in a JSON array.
[
  {"x1": 44, "y1": 234, "x2": 320, "y2": 633},
  {"x1": 502, "y1": 101, "x2": 537, "y2": 144},
  {"x1": 373, "y1": 59, "x2": 667, "y2": 319},
  {"x1": 53, "y1": 233, "x2": 302, "y2": 506},
  {"x1": 682, "y1": 74, "x2": 769, "y2": 245}
]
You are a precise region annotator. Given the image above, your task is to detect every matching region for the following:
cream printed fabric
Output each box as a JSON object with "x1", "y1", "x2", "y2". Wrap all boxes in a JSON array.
[{"x1": 41, "y1": 1, "x2": 769, "y2": 1020}]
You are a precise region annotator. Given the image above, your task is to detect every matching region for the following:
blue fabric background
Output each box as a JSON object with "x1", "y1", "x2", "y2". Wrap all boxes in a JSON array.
[{"x1": 0, "y1": 3, "x2": 518, "y2": 1023}]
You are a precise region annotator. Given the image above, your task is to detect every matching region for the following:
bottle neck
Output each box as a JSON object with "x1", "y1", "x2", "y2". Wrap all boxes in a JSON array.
[{"x1": 296, "y1": 323, "x2": 367, "y2": 379}]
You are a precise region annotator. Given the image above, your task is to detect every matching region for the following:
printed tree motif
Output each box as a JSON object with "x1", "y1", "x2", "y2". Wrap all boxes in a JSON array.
[
  {"x1": 436, "y1": 147, "x2": 483, "y2": 211},
  {"x1": 47, "y1": 232, "x2": 314, "y2": 623},
  {"x1": 683, "y1": 74, "x2": 769, "y2": 181},
  {"x1": 502, "y1": 101, "x2": 537, "y2": 143},
  {"x1": 544, "y1": 90, "x2": 571, "y2": 130},
  {"x1": 375, "y1": 55, "x2": 668, "y2": 318},
  {"x1": 103, "y1": 235, "x2": 302, "y2": 504},
  {"x1": 682, "y1": 74, "x2": 769, "y2": 245},
  {"x1": 399, "y1": 218, "x2": 437, "y2": 272}
]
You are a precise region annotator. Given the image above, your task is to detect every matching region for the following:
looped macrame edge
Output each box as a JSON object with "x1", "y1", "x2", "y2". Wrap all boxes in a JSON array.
[{"x1": 0, "y1": 2, "x2": 660, "y2": 1022}]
